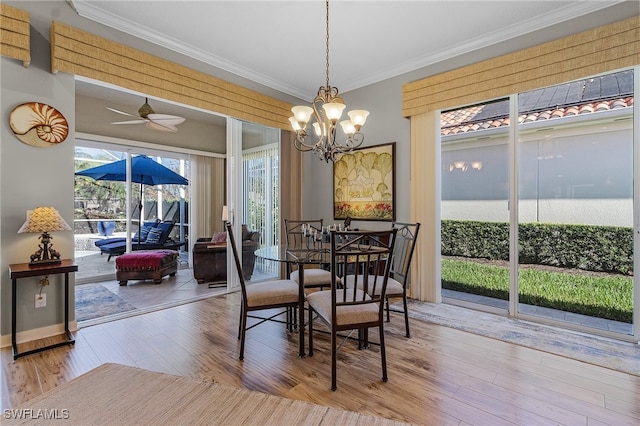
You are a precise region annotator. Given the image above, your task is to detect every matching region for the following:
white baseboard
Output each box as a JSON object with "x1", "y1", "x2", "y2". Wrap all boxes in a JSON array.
[{"x1": 0, "y1": 321, "x2": 78, "y2": 349}]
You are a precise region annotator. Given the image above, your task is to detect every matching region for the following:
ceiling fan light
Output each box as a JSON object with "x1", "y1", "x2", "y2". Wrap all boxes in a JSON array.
[
  {"x1": 347, "y1": 110, "x2": 369, "y2": 130},
  {"x1": 322, "y1": 102, "x2": 345, "y2": 122},
  {"x1": 138, "y1": 98, "x2": 155, "y2": 118}
]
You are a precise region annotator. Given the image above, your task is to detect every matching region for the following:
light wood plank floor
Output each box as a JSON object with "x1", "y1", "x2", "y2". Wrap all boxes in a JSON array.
[{"x1": 2, "y1": 291, "x2": 639, "y2": 425}]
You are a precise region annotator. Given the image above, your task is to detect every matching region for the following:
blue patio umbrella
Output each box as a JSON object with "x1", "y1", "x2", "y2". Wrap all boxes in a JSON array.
[{"x1": 76, "y1": 155, "x2": 188, "y2": 245}]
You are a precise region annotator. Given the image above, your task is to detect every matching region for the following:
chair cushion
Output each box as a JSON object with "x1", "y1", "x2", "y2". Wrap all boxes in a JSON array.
[
  {"x1": 344, "y1": 275, "x2": 403, "y2": 297},
  {"x1": 290, "y1": 268, "x2": 341, "y2": 287},
  {"x1": 211, "y1": 231, "x2": 226, "y2": 244},
  {"x1": 145, "y1": 228, "x2": 163, "y2": 244},
  {"x1": 155, "y1": 221, "x2": 175, "y2": 243},
  {"x1": 245, "y1": 279, "x2": 299, "y2": 308},
  {"x1": 307, "y1": 289, "x2": 379, "y2": 326},
  {"x1": 132, "y1": 224, "x2": 154, "y2": 242}
]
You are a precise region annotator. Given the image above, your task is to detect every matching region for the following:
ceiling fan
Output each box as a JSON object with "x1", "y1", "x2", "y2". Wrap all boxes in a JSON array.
[{"x1": 106, "y1": 98, "x2": 186, "y2": 132}]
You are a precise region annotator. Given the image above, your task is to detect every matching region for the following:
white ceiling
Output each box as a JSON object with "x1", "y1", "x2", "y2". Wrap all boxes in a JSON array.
[
  {"x1": 14, "y1": 1, "x2": 638, "y2": 127},
  {"x1": 70, "y1": 0, "x2": 630, "y2": 101}
]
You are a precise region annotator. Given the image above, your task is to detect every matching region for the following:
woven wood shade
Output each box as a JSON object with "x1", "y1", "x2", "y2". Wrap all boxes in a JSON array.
[
  {"x1": 50, "y1": 21, "x2": 293, "y2": 130},
  {"x1": 402, "y1": 16, "x2": 640, "y2": 117},
  {"x1": 0, "y1": 4, "x2": 30, "y2": 67}
]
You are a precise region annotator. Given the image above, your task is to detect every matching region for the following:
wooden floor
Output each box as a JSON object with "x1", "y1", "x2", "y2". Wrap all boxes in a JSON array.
[{"x1": 2, "y1": 291, "x2": 639, "y2": 425}]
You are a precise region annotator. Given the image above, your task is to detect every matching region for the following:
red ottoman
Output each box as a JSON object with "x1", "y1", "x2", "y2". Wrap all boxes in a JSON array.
[{"x1": 115, "y1": 250, "x2": 178, "y2": 286}]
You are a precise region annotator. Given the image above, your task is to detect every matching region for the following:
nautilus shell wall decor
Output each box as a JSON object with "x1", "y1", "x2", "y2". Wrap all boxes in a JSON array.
[{"x1": 9, "y1": 102, "x2": 69, "y2": 147}]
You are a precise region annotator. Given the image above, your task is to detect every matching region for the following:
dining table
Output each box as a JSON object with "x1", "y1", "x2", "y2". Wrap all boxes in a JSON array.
[
  {"x1": 255, "y1": 233, "x2": 390, "y2": 357},
  {"x1": 254, "y1": 241, "x2": 331, "y2": 357}
]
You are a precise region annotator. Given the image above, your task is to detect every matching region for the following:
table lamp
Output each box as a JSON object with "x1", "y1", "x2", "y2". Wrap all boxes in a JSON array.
[
  {"x1": 18, "y1": 207, "x2": 71, "y2": 265},
  {"x1": 221, "y1": 205, "x2": 228, "y2": 224}
]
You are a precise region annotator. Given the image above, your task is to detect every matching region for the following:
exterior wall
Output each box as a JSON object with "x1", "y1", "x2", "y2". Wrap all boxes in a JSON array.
[{"x1": 441, "y1": 110, "x2": 633, "y2": 227}]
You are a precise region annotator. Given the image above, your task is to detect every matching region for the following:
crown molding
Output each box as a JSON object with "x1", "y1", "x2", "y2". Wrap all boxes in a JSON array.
[{"x1": 70, "y1": 0, "x2": 627, "y2": 99}]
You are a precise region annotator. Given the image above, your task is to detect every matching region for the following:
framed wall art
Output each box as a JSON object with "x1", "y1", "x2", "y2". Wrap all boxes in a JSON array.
[
  {"x1": 333, "y1": 142, "x2": 396, "y2": 221},
  {"x1": 9, "y1": 102, "x2": 69, "y2": 148}
]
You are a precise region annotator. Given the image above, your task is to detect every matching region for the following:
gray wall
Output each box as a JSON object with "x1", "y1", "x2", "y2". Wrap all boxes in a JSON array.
[{"x1": 1, "y1": 31, "x2": 76, "y2": 336}]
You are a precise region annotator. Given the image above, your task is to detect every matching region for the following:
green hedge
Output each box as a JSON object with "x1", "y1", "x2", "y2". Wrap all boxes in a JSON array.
[{"x1": 441, "y1": 220, "x2": 633, "y2": 275}]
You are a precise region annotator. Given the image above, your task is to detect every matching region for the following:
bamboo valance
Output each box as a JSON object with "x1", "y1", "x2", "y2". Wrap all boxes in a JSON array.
[
  {"x1": 50, "y1": 21, "x2": 293, "y2": 130},
  {"x1": 403, "y1": 16, "x2": 640, "y2": 117},
  {"x1": 0, "y1": 3, "x2": 30, "y2": 67}
]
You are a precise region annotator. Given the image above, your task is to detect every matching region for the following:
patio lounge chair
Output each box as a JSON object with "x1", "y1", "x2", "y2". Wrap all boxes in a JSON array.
[
  {"x1": 95, "y1": 220, "x2": 185, "y2": 261},
  {"x1": 94, "y1": 220, "x2": 161, "y2": 249}
]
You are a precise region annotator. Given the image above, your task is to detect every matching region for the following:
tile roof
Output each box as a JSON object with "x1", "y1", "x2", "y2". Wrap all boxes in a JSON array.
[{"x1": 441, "y1": 70, "x2": 634, "y2": 136}]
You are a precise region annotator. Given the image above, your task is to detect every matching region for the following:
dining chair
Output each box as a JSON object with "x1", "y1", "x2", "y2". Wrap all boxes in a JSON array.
[
  {"x1": 284, "y1": 219, "x2": 336, "y2": 290},
  {"x1": 306, "y1": 228, "x2": 397, "y2": 391},
  {"x1": 344, "y1": 222, "x2": 420, "y2": 337},
  {"x1": 226, "y1": 222, "x2": 300, "y2": 361}
]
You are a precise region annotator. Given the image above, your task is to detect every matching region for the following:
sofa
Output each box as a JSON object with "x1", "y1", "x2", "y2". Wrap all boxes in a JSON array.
[{"x1": 192, "y1": 225, "x2": 260, "y2": 284}]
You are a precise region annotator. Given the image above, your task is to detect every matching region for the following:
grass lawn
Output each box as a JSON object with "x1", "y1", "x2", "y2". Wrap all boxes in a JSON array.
[{"x1": 441, "y1": 258, "x2": 633, "y2": 323}]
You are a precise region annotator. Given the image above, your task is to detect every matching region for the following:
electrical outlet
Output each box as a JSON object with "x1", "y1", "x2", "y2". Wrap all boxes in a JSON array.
[{"x1": 35, "y1": 293, "x2": 46, "y2": 308}]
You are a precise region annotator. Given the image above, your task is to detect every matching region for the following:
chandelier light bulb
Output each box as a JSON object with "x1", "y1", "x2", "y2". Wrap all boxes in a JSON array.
[
  {"x1": 322, "y1": 102, "x2": 346, "y2": 123},
  {"x1": 291, "y1": 105, "x2": 313, "y2": 126},
  {"x1": 347, "y1": 110, "x2": 369, "y2": 130},
  {"x1": 289, "y1": 117, "x2": 302, "y2": 132},
  {"x1": 339, "y1": 120, "x2": 356, "y2": 136},
  {"x1": 313, "y1": 122, "x2": 325, "y2": 137}
]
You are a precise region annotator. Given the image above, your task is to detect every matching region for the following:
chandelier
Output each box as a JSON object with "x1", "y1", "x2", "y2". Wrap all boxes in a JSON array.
[{"x1": 289, "y1": 0, "x2": 369, "y2": 162}]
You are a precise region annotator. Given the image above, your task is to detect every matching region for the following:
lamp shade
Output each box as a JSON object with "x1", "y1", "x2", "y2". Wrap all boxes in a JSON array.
[
  {"x1": 221, "y1": 205, "x2": 228, "y2": 222},
  {"x1": 18, "y1": 207, "x2": 71, "y2": 234},
  {"x1": 322, "y1": 102, "x2": 346, "y2": 122},
  {"x1": 347, "y1": 110, "x2": 369, "y2": 129},
  {"x1": 291, "y1": 106, "x2": 313, "y2": 125},
  {"x1": 339, "y1": 120, "x2": 356, "y2": 136}
]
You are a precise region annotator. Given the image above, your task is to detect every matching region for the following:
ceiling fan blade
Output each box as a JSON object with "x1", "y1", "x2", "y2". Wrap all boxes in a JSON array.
[
  {"x1": 111, "y1": 119, "x2": 148, "y2": 125},
  {"x1": 148, "y1": 113, "x2": 186, "y2": 126},
  {"x1": 146, "y1": 121, "x2": 178, "y2": 132},
  {"x1": 106, "y1": 106, "x2": 139, "y2": 118}
]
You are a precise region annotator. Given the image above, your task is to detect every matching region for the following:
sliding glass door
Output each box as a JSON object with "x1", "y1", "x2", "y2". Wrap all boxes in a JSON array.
[
  {"x1": 441, "y1": 99, "x2": 511, "y2": 313},
  {"x1": 74, "y1": 140, "x2": 191, "y2": 282},
  {"x1": 516, "y1": 70, "x2": 634, "y2": 336},
  {"x1": 226, "y1": 119, "x2": 281, "y2": 289},
  {"x1": 441, "y1": 69, "x2": 636, "y2": 340}
]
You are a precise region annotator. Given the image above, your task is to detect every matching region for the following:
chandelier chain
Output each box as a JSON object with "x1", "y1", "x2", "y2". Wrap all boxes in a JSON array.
[
  {"x1": 325, "y1": 0, "x2": 330, "y2": 90},
  {"x1": 288, "y1": 0, "x2": 368, "y2": 162}
]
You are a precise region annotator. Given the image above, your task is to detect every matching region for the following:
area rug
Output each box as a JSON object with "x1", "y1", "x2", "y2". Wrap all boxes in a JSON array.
[
  {"x1": 405, "y1": 300, "x2": 640, "y2": 376},
  {"x1": 4, "y1": 363, "x2": 405, "y2": 425},
  {"x1": 75, "y1": 284, "x2": 136, "y2": 322}
]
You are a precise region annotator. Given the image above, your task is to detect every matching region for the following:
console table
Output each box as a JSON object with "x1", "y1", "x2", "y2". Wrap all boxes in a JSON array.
[{"x1": 9, "y1": 259, "x2": 77, "y2": 360}]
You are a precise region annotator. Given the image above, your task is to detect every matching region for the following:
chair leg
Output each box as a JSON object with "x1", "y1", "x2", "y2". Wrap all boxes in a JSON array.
[
  {"x1": 359, "y1": 328, "x2": 369, "y2": 349},
  {"x1": 239, "y1": 308, "x2": 248, "y2": 360},
  {"x1": 331, "y1": 330, "x2": 337, "y2": 391},
  {"x1": 379, "y1": 324, "x2": 388, "y2": 383},
  {"x1": 386, "y1": 298, "x2": 390, "y2": 322},
  {"x1": 308, "y1": 306, "x2": 314, "y2": 356},
  {"x1": 238, "y1": 305, "x2": 244, "y2": 339},
  {"x1": 403, "y1": 294, "x2": 411, "y2": 338},
  {"x1": 286, "y1": 307, "x2": 292, "y2": 332}
]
